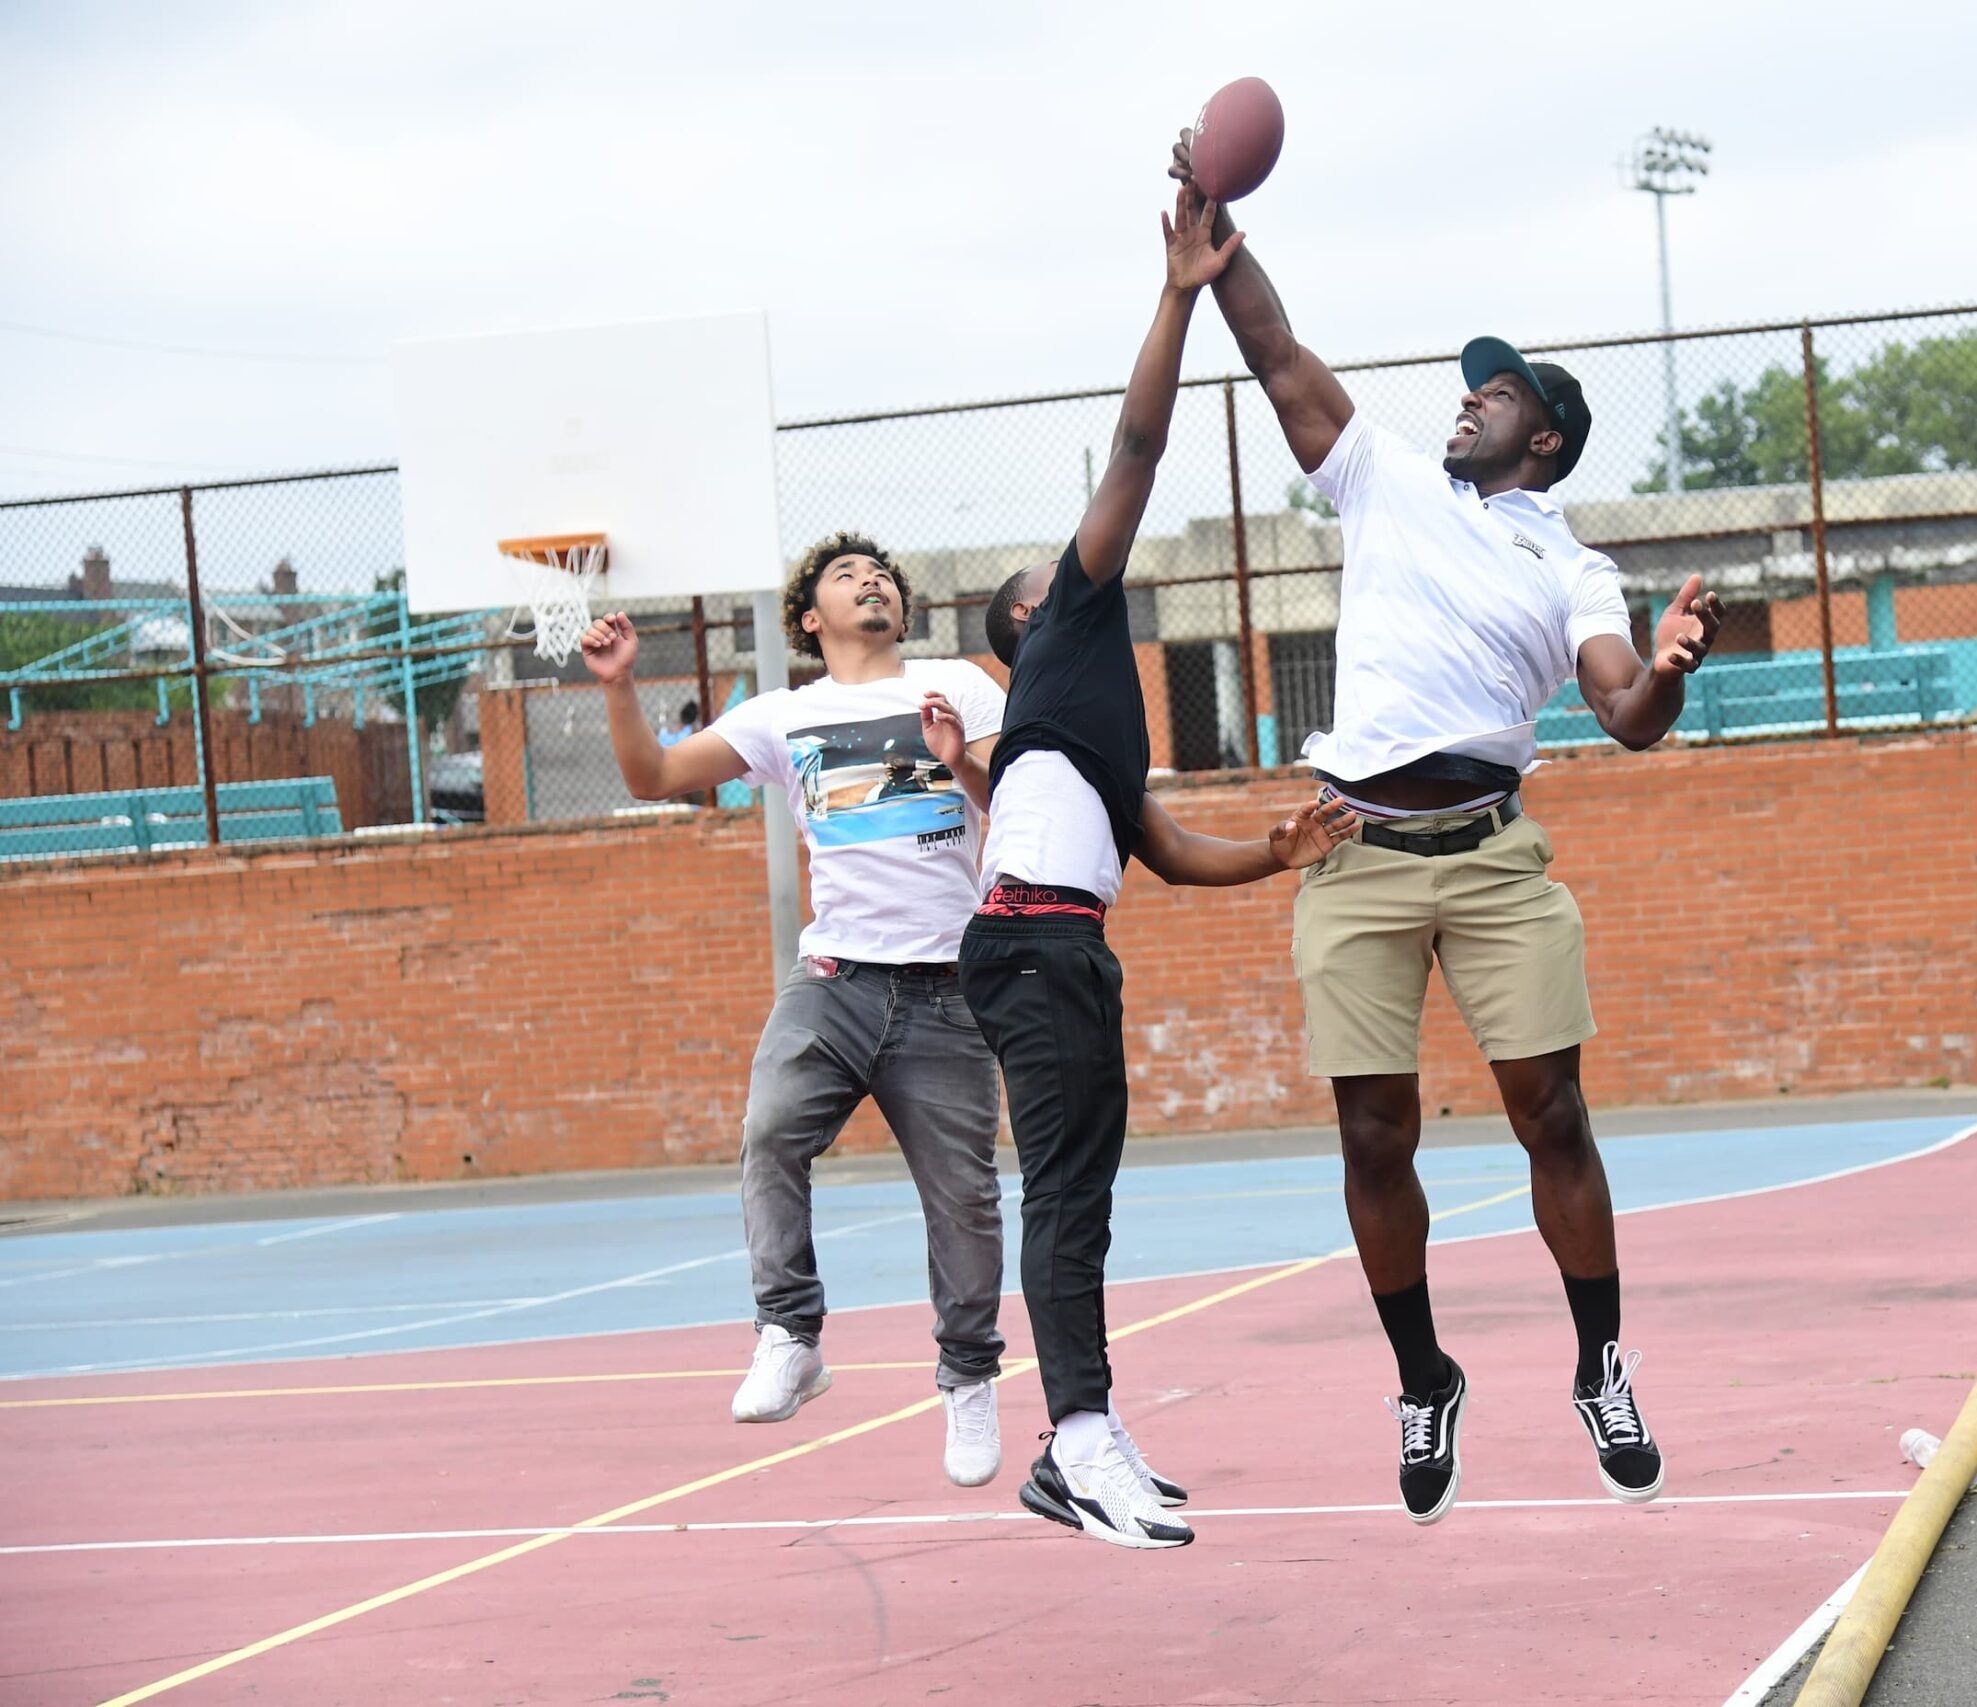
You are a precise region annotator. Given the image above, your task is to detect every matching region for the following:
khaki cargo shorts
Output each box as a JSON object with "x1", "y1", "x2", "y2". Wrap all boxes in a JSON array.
[{"x1": 1290, "y1": 804, "x2": 1595, "y2": 1077}]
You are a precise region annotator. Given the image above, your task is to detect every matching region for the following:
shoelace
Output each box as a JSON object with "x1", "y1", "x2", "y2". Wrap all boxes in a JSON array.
[
  {"x1": 750, "y1": 1332, "x2": 800, "y2": 1376},
  {"x1": 1590, "y1": 1345, "x2": 1646, "y2": 1445},
  {"x1": 1044, "y1": 1429, "x2": 1161, "y2": 1521},
  {"x1": 1108, "y1": 1418, "x2": 1151, "y2": 1478},
  {"x1": 1385, "y1": 1396, "x2": 1435, "y2": 1463},
  {"x1": 948, "y1": 1386, "x2": 993, "y2": 1443}
]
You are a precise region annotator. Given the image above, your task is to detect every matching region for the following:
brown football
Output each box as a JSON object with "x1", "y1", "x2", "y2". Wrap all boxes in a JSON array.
[{"x1": 1191, "y1": 77, "x2": 1285, "y2": 203}]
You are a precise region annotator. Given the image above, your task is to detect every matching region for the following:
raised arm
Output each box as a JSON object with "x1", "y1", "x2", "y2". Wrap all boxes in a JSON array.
[
  {"x1": 1576, "y1": 574, "x2": 1725, "y2": 751},
  {"x1": 1170, "y1": 134, "x2": 1354, "y2": 473},
  {"x1": 580, "y1": 612, "x2": 750, "y2": 799},
  {"x1": 1135, "y1": 790, "x2": 1357, "y2": 887},
  {"x1": 1075, "y1": 189, "x2": 1246, "y2": 586}
]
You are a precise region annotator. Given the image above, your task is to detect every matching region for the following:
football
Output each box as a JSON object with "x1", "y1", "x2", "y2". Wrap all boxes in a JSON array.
[{"x1": 1190, "y1": 76, "x2": 1285, "y2": 203}]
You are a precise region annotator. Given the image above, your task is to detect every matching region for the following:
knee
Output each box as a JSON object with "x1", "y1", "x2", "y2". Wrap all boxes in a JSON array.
[
  {"x1": 1336, "y1": 1095, "x2": 1420, "y2": 1183},
  {"x1": 1502, "y1": 1072, "x2": 1591, "y2": 1162}
]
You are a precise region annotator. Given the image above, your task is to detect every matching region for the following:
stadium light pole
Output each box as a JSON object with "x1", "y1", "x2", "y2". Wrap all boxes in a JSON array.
[{"x1": 1629, "y1": 127, "x2": 1712, "y2": 491}]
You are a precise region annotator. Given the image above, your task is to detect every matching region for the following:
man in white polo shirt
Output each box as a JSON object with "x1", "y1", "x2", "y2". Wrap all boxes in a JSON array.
[
  {"x1": 1171, "y1": 140, "x2": 1725, "y2": 1525},
  {"x1": 581, "y1": 533, "x2": 1009, "y2": 1490}
]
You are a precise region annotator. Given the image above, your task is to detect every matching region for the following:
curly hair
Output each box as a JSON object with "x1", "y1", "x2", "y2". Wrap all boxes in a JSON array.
[{"x1": 781, "y1": 531, "x2": 911, "y2": 660}]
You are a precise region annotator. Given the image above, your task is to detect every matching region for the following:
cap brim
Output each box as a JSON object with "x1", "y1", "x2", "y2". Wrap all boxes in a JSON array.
[{"x1": 1461, "y1": 336, "x2": 1548, "y2": 406}]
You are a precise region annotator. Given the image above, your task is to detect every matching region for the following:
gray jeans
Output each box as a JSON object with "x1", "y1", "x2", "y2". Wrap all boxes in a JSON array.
[{"x1": 740, "y1": 959, "x2": 1005, "y2": 1388}]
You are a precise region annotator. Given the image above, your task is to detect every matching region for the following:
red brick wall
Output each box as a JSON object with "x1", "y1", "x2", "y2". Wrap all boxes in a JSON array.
[
  {"x1": 1772, "y1": 584, "x2": 1977, "y2": 648},
  {"x1": 3, "y1": 731, "x2": 1972, "y2": 1201}
]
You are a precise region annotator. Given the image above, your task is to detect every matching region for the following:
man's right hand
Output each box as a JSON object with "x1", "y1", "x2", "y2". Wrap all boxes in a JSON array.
[
  {"x1": 1169, "y1": 129, "x2": 1195, "y2": 186},
  {"x1": 580, "y1": 612, "x2": 638, "y2": 685}
]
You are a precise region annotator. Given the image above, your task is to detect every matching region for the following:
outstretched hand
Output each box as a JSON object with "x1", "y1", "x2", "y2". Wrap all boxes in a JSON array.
[
  {"x1": 1652, "y1": 573, "x2": 1726, "y2": 677},
  {"x1": 1269, "y1": 794, "x2": 1359, "y2": 869},
  {"x1": 1162, "y1": 186, "x2": 1243, "y2": 291}
]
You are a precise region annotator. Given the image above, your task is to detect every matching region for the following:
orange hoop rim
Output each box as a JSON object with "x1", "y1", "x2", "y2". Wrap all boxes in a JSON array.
[{"x1": 497, "y1": 532, "x2": 609, "y2": 570}]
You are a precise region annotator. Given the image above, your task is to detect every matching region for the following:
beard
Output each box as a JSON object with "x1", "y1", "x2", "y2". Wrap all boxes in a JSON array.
[{"x1": 1443, "y1": 435, "x2": 1510, "y2": 481}]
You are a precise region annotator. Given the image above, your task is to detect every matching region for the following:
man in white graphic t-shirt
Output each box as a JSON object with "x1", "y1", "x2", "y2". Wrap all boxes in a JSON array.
[{"x1": 580, "y1": 532, "x2": 1008, "y2": 1488}]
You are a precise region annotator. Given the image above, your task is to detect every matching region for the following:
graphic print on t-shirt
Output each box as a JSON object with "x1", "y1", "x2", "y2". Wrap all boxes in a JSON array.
[{"x1": 787, "y1": 710, "x2": 968, "y2": 849}]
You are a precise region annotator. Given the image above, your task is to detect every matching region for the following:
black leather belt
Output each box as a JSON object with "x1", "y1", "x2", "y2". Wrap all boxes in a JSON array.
[
  {"x1": 804, "y1": 957, "x2": 957, "y2": 979},
  {"x1": 1358, "y1": 794, "x2": 1521, "y2": 857}
]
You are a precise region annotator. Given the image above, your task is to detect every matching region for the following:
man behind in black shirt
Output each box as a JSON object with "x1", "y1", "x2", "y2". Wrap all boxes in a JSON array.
[{"x1": 958, "y1": 191, "x2": 1356, "y2": 1551}]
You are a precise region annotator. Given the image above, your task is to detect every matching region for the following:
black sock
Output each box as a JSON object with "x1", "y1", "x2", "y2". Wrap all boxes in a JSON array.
[
  {"x1": 1561, "y1": 1269, "x2": 1621, "y2": 1389},
  {"x1": 1373, "y1": 1277, "x2": 1449, "y2": 1399}
]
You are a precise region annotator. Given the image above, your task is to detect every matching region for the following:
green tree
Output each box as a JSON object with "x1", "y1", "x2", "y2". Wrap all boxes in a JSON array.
[
  {"x1": 0, "y1": 609, "x2": 185, "y2": 713},
  {"x1": 1637, "y1": 327, "x2": 1977, "y2": 492},
  {"x1": 1286, "y1": 478, "x2": 1336, "y2": 518},
  {"x1": 1846, "y1": 331, "x2": 1977, "y2": 473}
]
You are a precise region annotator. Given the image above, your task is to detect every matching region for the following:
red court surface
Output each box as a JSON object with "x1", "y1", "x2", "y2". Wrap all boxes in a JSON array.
[{"x1": 5, "y1": 1134, "x2": 1973, "y2": 1706}]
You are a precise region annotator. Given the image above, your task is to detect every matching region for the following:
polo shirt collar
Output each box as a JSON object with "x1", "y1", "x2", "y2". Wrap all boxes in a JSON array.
[{"x1": 1457, "y1": 480, "x2": 1563, "y2": 518}]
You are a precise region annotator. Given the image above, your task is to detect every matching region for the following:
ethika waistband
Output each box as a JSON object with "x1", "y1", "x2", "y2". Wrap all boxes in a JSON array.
[{"x1": 976, "y1": 878, "x2": 1107, "y2": 922}]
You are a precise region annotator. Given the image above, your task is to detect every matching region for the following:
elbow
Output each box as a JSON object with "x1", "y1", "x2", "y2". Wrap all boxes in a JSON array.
[
  {"x1": 1115, "y1": 424, "x2": 1169, "y2": 464},
  {"x1": 1251, "y1": 331, "x2": 1300, "y2": 391},
  {"x1": 1601, "y1": 719, "x2": 1658, "y2": 753}
]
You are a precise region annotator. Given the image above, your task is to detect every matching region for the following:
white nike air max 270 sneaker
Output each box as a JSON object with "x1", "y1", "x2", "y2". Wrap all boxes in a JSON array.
[{"x1": 730, "y1": 1323, "x2": 832, "y2": 1424}]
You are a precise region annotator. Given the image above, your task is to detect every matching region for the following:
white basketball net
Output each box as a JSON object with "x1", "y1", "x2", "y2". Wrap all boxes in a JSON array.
[{"x1": 502, "y1": 539, "x2": 606, "y2": 667}]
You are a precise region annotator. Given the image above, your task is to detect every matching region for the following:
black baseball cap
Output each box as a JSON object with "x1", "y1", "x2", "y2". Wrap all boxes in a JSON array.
[{"x1": 1460, "y1": 336, "x2": 1591, "y2": 481}]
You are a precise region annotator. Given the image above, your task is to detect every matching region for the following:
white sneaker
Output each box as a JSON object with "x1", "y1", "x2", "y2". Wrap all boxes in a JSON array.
[
  {"x1": 941, "y1": 1380, "x2": 1002, "y2": 1487},
  {"x1": 730, "y1": 1324, "x2": 831, "y2": 1423},
  {"x1": 1108, "y1": 1412, "x2": 1189, "y2": 1508},
  {"x1": 1020, "y1": 1433, "x2": 1194, "y2": 1550}
]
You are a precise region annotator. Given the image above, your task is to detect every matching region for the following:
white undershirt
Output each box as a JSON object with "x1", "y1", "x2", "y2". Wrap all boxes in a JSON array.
[{"x1": 980, "y1": 751, "x2": 1123, "y2": 905}]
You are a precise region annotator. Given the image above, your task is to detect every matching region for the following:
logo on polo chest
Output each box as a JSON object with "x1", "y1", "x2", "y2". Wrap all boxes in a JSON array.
[{"x1": 1510, "y1": 531, "x2": 1545, "y2": 559}]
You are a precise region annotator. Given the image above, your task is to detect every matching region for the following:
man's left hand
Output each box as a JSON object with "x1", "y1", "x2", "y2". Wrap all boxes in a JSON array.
[
  {"x1": 1652, "y1": 573, "x2": 1726, "y2": 677},
  {"x1": 1269, "y1": 795, "x2": 1359, "y2": 869}
]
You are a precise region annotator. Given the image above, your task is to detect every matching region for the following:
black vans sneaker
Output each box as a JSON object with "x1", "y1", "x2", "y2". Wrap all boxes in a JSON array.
[
  {"x1": 1385, "y1": 1357, "x2": 1466, "y2": 1525},
  {"x1": 1572, "y1": 1342, "x2": 1664, "y2": 1503}
]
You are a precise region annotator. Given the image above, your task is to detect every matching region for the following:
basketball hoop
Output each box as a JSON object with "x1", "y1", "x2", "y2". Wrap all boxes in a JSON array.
[{"x1": 499, "y1": 533, "x2": 607, "y2": 667}]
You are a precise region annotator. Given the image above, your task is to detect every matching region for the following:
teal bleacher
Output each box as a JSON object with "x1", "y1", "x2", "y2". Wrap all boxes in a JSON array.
[
  {"x1": 1536, "y1": 642, "x2": 1972, "y2": 747},
  {"x1": 0, "y1": 776, "x2": 340, "y2": 862}
]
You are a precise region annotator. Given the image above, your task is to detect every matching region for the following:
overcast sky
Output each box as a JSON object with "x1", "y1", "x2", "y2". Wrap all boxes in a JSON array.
[{"x1": 2, "y1": 0, "x2": 1973, "y2": 501}]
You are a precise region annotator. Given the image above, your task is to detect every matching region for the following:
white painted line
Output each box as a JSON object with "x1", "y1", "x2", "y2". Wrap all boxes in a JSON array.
[
  {"x1": 2, "y1": 1119, "x2": 1967, "y2": 1383},
  {"x1": 0, "y1": 1489, "x2": 1913, "y2": 1556},
  {"x1": 1720, "y1": 1560, "x2": 1867, "y2": 1706},
  {"x1": 19, "y1": 1247, "x2": 755, "y2": 1377},
  {"x1": 0, "y1": 1302, "x2": 542, "y2": 1333},
  {"x1": 255, "y1": 1214, "x2": 400, "y2": 1247},
  {"x1": 12, "y1": 1207, "x2": 941, "y2": 1374},
  {"x1": 0, "y1": 1253, "x2": 169, "y2": 1290}
]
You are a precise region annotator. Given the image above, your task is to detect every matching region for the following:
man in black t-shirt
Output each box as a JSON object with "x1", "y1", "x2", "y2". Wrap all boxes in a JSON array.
[{"x1": 958, "y1": 193, "x2": 1355, "y2": 1552}]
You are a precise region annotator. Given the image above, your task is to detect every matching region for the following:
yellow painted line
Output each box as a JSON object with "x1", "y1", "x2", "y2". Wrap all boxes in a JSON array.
[
  {"x1": 92, "y1": 1368, "x2": 1033, "y2": 1707},
  {"x1": 95, "y1": 1182, "x2": 1529, "y2": 1705},
  {"x1": 0, "y1": 1362, "x2": 931, "y2": 1411},
  {"x1": 1108, "y1": 1183, "x2": 1530, "y2": 1345},
  {"x1": 1793, "y1": 1377, "x2": 1977, "y2": 1707}
]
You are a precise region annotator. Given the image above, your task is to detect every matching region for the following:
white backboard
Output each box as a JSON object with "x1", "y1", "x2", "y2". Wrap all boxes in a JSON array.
[{"x1": 393, "y1": 311, "x2": 780, "y2": 612}]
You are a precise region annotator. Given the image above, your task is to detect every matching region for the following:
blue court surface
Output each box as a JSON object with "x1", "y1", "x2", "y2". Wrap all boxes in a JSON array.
[{"x1": 1, "y1": 1112, "x2": 1969, "y2": 1382}]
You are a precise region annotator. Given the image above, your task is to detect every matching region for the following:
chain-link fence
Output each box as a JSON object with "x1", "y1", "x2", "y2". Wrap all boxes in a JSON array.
[{"x1": 2, "y1": 306, "x2": 1973, "y2": 857}]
